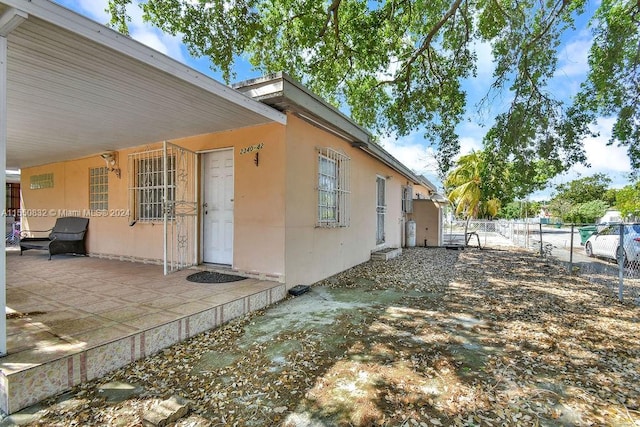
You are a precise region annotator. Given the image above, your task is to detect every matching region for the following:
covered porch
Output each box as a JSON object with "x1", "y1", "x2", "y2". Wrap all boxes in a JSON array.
[
  {"x1": 0, "y1": 0, "x2": 288, "y2": 414},
  {"x1": 2, "y1": 249, "x2": 286, "y2": 413}
]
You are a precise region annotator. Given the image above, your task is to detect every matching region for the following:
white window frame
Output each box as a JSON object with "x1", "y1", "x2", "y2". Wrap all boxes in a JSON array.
[
  {"x1": 402, "y1": 185, "x2": 413, "y2": 214},
  {"x1": 317, "y1": 147, "x2": 350, "y2": 227},
  {"x1": 376, "y1": 175, "x2": 386, "y2": 244}
]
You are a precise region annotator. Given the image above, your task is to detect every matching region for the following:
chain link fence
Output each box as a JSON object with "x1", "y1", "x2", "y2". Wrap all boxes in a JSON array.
[{"x1": 443, "y1": 220, "x2": 640, "y2": 304}]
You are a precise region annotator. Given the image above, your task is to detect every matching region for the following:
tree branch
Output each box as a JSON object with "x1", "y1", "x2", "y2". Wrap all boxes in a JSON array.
[
  {"x1": 402, "y1": 0, "x2": 464, "y2": 75},
  {"x1": 319, "y1": 0, "x2": 341, "y2": 38}
]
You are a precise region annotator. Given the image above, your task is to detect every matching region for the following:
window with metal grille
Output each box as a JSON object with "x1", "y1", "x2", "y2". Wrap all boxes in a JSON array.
[
  {"x1": 317, "y1": 147, "x2": 350, "y2": 227},
  {"x1": 402, "y1": 185, "x2": 413, "y2": 213},
  {"x1": 128, "y1": 150, "x2": 175, "y2": 222},
  {"x1": 89, "y1": 167, "x2": 109, "y2": 211},
  {"x1": 376, "y1": 176, "x2": 386, "y2": 244}
]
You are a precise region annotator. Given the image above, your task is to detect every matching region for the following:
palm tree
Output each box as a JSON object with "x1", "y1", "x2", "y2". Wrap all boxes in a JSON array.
[
  {"x1": 445, "y1": 151, "x2": 501, "y2": 243},
  {"x1": 445, "y1": 151, "x2": 483, "y2": 218}
]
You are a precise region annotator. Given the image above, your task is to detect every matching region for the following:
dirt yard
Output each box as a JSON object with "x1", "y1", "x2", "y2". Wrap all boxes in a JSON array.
[{"x1": 7, "y1": 247, "x2": 640, "y2": 426}]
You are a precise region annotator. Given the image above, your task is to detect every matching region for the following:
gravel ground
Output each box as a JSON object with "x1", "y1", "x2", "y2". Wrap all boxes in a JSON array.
[{"x1": 4, "y1": 247, "x2": 640, "y2": 426}]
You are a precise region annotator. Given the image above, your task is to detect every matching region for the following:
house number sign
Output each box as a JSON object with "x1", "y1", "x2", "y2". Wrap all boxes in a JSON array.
[{"x1": 239, "y1": 143, "x2": 264, "y2": 155}]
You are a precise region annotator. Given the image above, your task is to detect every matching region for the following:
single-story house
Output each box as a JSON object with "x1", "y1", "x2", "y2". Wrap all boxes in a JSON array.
[
  {"x1": 19, "y1": 71, "x2": 443, "y2": 286},
  {"x1": 0, "y1": 0, "x2": 445, "y2": 414}
]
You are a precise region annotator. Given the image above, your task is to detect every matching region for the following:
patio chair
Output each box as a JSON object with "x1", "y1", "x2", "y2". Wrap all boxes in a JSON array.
[{"x1": 20, "y1": 217, "x2": 89, "y2": 260}]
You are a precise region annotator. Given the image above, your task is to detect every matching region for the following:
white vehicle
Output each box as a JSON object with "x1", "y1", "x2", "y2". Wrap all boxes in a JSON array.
[{"x1": 585, "y1": 224, "x2": 640, "y2": 266}]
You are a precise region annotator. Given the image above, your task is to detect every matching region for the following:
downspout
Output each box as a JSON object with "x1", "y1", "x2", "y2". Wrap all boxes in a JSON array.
[{"x1": 0, "y1": 7, "x2": 28, "y2": 356}]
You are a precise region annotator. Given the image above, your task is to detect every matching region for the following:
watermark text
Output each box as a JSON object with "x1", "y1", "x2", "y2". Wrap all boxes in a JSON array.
[{"x1": 2, "y1": 209, "x2": 130, "y2": 218}]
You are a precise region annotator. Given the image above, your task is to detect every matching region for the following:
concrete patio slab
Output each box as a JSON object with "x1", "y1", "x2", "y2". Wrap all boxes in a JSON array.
[{"x1": 1, "y1": 250, "x2": 286, "y2": 414}]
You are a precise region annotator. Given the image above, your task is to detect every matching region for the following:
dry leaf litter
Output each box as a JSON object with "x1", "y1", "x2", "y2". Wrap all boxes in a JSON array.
[{"x1": 7, "y1": 247, "x2": 640, "y2": 426}]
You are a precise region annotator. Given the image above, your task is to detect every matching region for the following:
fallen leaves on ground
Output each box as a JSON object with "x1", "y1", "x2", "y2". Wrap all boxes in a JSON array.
[{"x1": 23, "y1": 247, "x2": 640, "y2": 426}]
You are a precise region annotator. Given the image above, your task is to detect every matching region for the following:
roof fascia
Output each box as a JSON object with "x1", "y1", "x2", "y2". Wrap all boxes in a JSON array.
[
  {"x1": 360, "y1": 144, "x2": 425, "y2": 185},
  {"x1": 235, "y1": 72, "x2": 369, "y2": 145},
  {"x1": 280, "y1": 74, "x2": 370, "y2": 145},
  {"x1": 0, "y1": 7, "x2": 27, "y2": 36},
  {"x1": 417, "y1": 175, "x2": 439, "y2": 192},
  {"x1": 235, "y1": 72, "x2": 436, "y2": 186},
  {"x1": 0, "y1": 0, "x2": 286, "y2": 125}
]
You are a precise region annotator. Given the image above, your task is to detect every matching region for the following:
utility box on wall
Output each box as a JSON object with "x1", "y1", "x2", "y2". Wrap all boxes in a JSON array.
[{"x1": 409, "y1": 199, "x2": 442, "y2": 247}]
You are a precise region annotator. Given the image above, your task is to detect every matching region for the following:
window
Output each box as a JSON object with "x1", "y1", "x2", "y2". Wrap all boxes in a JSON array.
[
  {"x1": 129, "y1": 150, "x2": 175, "y2": 222},
  {"x1": 30, "y1": 173, "x2": 53, "y2": 190},
  {"x1": 89, "y1": 167, "x2": 108, "y2": 211},
  {"x1": 376, "y1": 176, "x2": 386, "y2": 244},
  {"x1": 317, "y1": 147, "x2": 350, "y2": 227},
  {"x1": 6, "y1": 183, "x2": 20, "y2": 218},
  {"x1": 402, "y1": 185, "x2": 413, "y2": 214}
]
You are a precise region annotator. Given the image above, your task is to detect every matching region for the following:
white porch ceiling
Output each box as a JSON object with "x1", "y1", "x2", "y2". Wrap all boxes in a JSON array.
[{"x1": 0, "y1": 1, "x2": 286, "y2": 170}]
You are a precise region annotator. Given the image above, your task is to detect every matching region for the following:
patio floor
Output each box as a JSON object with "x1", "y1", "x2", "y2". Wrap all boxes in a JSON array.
[{"x1": 1, "y1": 248, "x2": 286, "y2": 414}]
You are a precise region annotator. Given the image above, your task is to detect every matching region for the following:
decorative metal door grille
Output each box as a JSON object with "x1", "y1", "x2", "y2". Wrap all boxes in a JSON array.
[
  {"x1": 164, "y1": 141, "x2": 198, "y2": 274},
  {"x1": 128, "y1": 142, "x2": 198, "y2": 274}
]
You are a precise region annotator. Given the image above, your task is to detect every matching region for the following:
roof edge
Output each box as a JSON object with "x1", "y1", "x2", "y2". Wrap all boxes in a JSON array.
[
  {"x1": 234, "y1": 72, "x2": 369, "y2": 144},
  {"x1": 234, "y1": 73, "x2": 449, "y2": 190},
  {"x1": 1, "y1": 0, "x2": 286, "y2": 125}
]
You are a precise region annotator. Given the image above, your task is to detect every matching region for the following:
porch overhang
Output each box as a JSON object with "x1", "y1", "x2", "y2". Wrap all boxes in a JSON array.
[{"x1": 0, "y1": 0, "x2": 286, "y2": 170}]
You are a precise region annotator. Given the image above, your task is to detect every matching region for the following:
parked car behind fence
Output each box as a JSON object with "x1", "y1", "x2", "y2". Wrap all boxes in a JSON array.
[{"x1": 585, "y1": 224, "x2": 640, "y2": 267}]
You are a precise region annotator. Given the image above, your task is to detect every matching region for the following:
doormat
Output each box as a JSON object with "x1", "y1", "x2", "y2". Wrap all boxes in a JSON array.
[
  {"x1": 6, "y1": 311, "x2": 47, "y2": 319},
  {"x1": 186, "y1": 271, "x2": 247, "y2": 284}
]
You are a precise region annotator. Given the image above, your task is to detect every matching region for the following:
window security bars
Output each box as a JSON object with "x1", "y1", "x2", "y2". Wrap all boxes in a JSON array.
[
  {"x1": 89, "y1": 167, "x2": 108, "y2": 211},
  {"x1": 317, "y1": 147, "x2": 350, "y2": 227},
  {"x1": 128, "y1": 149, "x2": 175, "y2": 222},
  {"x1": 376, "y1": 176, "x2": 386, "y2": 244},
  {"x1": 402, "y1": 185, "x2": 413, "y2": 214}
]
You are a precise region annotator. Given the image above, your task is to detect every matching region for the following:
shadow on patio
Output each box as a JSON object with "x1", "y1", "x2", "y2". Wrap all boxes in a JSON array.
[{"x1": 2, "y1": 249, "x2": 286, "y2": 414}]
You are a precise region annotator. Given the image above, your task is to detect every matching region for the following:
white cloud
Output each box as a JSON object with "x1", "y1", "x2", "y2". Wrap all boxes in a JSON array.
[
  {"x1": 472, "y1": 40, "x2": 495, "y2": 79},
  {"x1": 529, "y1": 117, "x2": 632, "y2": 200},
  {"x1": 457, "y1": 121, "x2": 485, "y2": 155},
  {"x1": 378, "y1": 121, "x2": 487, "y2": 190},
  {"x1": 556, "y1": 30, "x2": 592, "y2": 78},
  {"x1": 125, "y1": 1, "x2": 187, "y2": 62},
  {"x1": 573, "y1": 117, "x2": 631, "y2": 175},
  {"x1": 380, "y1": 133, "x2": 437, "y2": 175},
  {"x1": 56, "y1": 0, "x2": 187, "y2": 63},
  {"x1": 378, "y1": 133, "x2": 444, "y2": 189},
  {"x1": 69, "y1": 0, "x2": 110, "y2": 23},
  {"x1": 376, "y1": 55, "x2": 402, "y2": 82}
]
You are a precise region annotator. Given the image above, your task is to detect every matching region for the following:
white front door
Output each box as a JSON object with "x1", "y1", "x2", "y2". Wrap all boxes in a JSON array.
[{"x1": 203, "y1": 149, "x2": 234, "y2": 264}]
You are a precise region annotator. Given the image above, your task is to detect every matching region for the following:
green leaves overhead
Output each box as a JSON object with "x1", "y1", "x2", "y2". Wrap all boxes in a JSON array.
[
  {"x1": 571, "y1": 0, "x2": 640, "y2": 169},
  {"x1": 106, "y1": 0, "x2": 640, "y2": 178}
]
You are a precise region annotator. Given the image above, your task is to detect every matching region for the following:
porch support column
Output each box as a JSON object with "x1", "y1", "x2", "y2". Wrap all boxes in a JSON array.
[{"x1": 0, "y1": 8, "x2": 27, "y2": 356}]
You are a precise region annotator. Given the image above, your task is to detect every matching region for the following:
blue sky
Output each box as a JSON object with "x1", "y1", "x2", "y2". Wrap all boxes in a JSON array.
[{"x1": 54, "y1": 0, "x2": 633, "y2": 200}]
